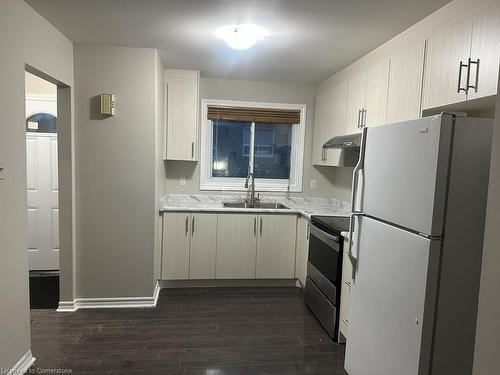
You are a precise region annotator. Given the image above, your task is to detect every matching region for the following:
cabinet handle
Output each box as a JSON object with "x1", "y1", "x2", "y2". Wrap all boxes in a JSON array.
[
  {"x1": 254, "y1": 217, "x2": 257, "y2": 236},
  {"x1": 357, "y1": 109, "x2": 362, "y2": 128},
  {"x1": 467, "y1": 58, "x2": 480, "y2": 93},
  {"x1": 191, "y1": 216, "x2": 195, "y2": 236},
  {"x1": 306, "y1": 222, "x2": 310, "y2": 240},
  {"x1": 191, "y1": 142, "x2": 194, "y2": 158},
  {"x1": 260, "y1": 217, "x2": 263, "y2": 236},
  {"x1": 185, "y1": 216, "x2": 189, "y2": 236},
  {"x1": 457, "y1": 60, "x2": 468, "y2": 93},
  {"x1": 362, "y1": 109, "x2": 367, "y2": 127}
]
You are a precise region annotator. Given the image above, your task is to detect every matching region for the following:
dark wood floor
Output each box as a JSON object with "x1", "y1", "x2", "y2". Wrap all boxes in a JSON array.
[{"x1": 30, "y1": 287, "x2": 347, "y2": 374}]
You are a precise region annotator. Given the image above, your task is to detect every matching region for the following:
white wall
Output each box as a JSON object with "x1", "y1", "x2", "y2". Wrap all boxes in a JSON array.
[
  {"x1": 473, "y1": 71, "x2": 500, "y2": 375},
  {"x1": 0, "y1": 0, "x2": 74, "y2": 369},
  {"x1": 164, "y1": 77, "x2": 353, "y2": 200},
  {"x1": 74, "y1": 45, "x2": 157, "y2": 298}
]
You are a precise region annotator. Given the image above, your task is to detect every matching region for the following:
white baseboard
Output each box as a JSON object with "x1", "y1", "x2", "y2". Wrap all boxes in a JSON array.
[
  {"x1": 57, "y1": 281, "x2": 161, "y2": 312},
  {"x1": 8, "y1": 349, "x2": 35, "y2": 375}
]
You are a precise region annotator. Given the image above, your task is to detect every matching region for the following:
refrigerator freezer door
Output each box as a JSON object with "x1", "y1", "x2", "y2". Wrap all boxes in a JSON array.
[
  {"x1": 361, "y1": 115, "x2": 453, "y2": 236},
  {"x1": 345, "y1": 216, "x2": 440, "y2": 375}
]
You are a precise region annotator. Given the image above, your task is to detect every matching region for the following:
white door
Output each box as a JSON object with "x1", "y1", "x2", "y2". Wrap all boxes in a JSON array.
[
  {"x1": 216, "y1": 214, "x2": 257, "y2": 279},
  {"x1": 361, "y1": 115, "x2": 452, "y2": 236},
  {"x1": 364, "y1": 58, "x2": 390, "y2": 127},
  {"x1": 422, "y1": 15, "x2": 473, "y2": 109},
  {"x1": 345, "y1": 216, "x2": 440, "y2": 375},
  {"x1": 345, "y1": 71, "x2": 367, "y2": 134},
  {"x1": 161, "y1": 213, "x2": 190, "y2": 279},
  {"x1": 255, "y1": 214, "x2": 296, "y2": 278},
  {"x1": 26, "y1": 132, "x2": 59, "y2": 270},
  {"x1": 386, "y1": 39, "x2": 426, "y2": 124},
  {"x1": 189, "y1": 213, "x2": 217, "y2": 279},
  {"x1": 467, "y1": 2, "x2": 500, "y2": 100}
]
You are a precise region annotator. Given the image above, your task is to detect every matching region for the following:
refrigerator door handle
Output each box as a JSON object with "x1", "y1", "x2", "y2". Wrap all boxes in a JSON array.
[
  {"x1": 350, "y1": 127, "x2": 367, "y2": 213},
  {"x1": 348, "y1": 213, "x2": 364, "y2": 280},
  {"x1": 348, "y1": 127, "x2": 367, "y2": 280}
]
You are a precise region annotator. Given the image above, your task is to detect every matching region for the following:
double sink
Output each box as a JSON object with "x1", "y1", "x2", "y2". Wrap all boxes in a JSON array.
[{"x1": 223, "y1": 201, "x2": 289, "y2": 210}]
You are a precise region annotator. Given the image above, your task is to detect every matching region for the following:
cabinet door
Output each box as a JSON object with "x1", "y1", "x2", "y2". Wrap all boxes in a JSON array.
[
  {"x1": 189, "y1": 213, "x2": 218, "y2": 279},
  {"x1": 345, "y1": 71, "x2": 367, "y2": 134},
  {"x1": 312, "y1": 88, "x2": 332, "y2": 165},
  {"x1": 295, "y1": 216, "x2": 310, "y2": 286},
  {"x1": 423, "y1": 16, "x2": 473, "y2": 109},
  {"x1": 256, "y1": 214, "x2": 297, "y2": 278},
  {"x1": 467, "y1": 2, "x2": 500, "y2": 100},
  {"x1": 387, "y1": 40, "x2": 426, "y2": 123},
  {"x1": 161, "y1": 213, "x2": 190, "y2": 280},
  {"x1": 216, "y1": 214, "x2": 257, "y2": 279},
  {"x1": 364, "y1": 58, "x2": 390, "y2": 127},
  {"x1": 312, "y1": 81, "x2": 349, "y2": 166},
  {"x1": 166, "y1": 70, "x2": 199, "y2": 161}
]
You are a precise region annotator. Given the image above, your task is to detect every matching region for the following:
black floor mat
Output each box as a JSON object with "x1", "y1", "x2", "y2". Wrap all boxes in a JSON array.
[{"x1": 29, "y1": 274, "x2": 59, "y2": 309}]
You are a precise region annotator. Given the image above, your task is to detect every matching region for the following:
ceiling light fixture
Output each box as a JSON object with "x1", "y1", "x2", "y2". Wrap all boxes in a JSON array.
[{"x1": 215, "y1": 23, "x2": 269, "y2": 50}]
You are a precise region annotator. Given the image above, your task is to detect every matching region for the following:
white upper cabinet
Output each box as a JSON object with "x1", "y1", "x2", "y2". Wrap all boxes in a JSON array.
[
  {"x1": 255, "y1": 214, "x2": 297, "y2": 278},
  {"x1": 165, "y1": 69, "x2": 199, "y2": 161},
  {"x1": 423, "y1": 15, "x2": 473, "y2": 109},
  {"x1": 424, "y1": 1, "x2": 500, "y2": 109},
  {"x1": 387, "y1": 40, "x2": 426, "y2": 124},
  {"x1": 312, "y1": 80, "x2": 348, "y2": 166},
  {"x1": 364, "y1": 58, "x2": 390, "y2": 127},
  {"x1": 467, "y1": 2, "x2": 500, "y2": 100},
  {"x1": 345, "y1": 71, "x2": 367, "y2": 134}
]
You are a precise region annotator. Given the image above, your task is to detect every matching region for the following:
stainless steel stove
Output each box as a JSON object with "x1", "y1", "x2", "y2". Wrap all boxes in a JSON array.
[{"x1": 305, "y1": 215, "x2": 350, "y2": 341}]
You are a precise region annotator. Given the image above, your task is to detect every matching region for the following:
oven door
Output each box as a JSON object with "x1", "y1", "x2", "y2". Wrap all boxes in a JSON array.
[{"x1": 307, "y1": 224, "x2": 342, "y2": 304}]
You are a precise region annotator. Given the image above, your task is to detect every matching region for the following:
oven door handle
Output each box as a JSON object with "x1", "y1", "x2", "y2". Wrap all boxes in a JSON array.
[{"x1": 309, "y1": 225, "x2": 340, "y2": 251}]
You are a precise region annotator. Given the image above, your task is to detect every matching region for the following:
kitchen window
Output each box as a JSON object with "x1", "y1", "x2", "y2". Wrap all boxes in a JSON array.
[{"x1": 200, "y1": 99, "x2": 306, "y2": 192}]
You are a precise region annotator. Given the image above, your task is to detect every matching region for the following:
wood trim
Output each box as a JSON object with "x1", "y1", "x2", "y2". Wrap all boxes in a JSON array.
[{"x1": 207, "y1": 105, "x2": 301, "y2": 124}]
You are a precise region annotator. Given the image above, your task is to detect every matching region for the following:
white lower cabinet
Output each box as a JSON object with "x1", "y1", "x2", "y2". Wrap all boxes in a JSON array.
[
  {"x1": 161, "y1": 212, "x2": 217, "y2": 280},
  {"x1": 256, "y1": 214, "x2": 297, "y2": 278},
  {"x1": 295, "y1": 216, "x2": 310, "y2": 286},
  {"x1": 161, "y1": 212, "x2": 190, "y2": 280},
  {"x1": 216, "y1": 213, "x2": 258, "y2": 279},
  {"x1": 162, "y1": 212, "x2": 298, "y2": 281},
  {"x1": 189, "y1": 213, "x2": 218, "y2": 279}
]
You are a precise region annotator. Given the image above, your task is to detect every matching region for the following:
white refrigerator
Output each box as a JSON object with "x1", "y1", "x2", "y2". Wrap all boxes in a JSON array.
[{"x1": 344, "y1": 114, "x2": 493, "y2": 375}]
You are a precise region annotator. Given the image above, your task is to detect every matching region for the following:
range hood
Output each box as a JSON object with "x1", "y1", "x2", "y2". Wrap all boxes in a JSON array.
[{"x1": 323, "y1": 133, "x2": 362, "y2": 150}]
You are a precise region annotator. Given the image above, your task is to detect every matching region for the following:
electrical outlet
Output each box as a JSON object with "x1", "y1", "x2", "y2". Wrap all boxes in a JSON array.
[
  {"x1": 180, "y1": 177, "x2": 186, "y2": 186},
  {"x1": 310, "y1": 179, "x2": 317, "y2": 189}
]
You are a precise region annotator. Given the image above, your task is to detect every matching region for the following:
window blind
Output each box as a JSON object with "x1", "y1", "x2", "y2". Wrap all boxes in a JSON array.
[{"x1": 207, "y1": 106, "x2": 301, "y2": 124}]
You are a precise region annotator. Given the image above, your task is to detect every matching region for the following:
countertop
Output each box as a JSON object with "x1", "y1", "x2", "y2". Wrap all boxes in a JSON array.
[{"x1": 160, "y1": 194, "x2": 351, "y2": 219}]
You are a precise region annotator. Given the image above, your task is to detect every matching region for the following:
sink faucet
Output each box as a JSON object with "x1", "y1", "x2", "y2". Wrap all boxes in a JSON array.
[{"x1": 244, "y1": 172, "x2": 259, "y2": 205}]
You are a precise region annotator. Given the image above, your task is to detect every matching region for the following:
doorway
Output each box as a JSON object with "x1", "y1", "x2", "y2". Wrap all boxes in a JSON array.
[{"x1": 25, "y1": 71, "x2": 60, "y2": 308}]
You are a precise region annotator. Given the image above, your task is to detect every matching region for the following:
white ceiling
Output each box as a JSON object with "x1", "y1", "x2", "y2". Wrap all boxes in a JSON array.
[{"x1": 26, "y1": 0, "x2": 451, "y2": 84}]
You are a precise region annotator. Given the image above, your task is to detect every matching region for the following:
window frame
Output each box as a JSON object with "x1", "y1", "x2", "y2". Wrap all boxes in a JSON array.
[{"x1": 200, "y1": 99, "x2": 306, "y2": 192}]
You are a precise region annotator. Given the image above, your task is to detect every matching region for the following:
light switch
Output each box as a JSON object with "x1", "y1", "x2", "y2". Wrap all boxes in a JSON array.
[
  {"x1": 180, "y1": 177, "x2": 186, "y2": 186},
  {"x1": 100, "y1": 94, "x2": 115, "y2": 116},
  {"x1": 310, "y1": 179, "x2": 317, "y2": 189},
  {"x1": 0, "y1": 160, "x2": 5, "y2": 181}
]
